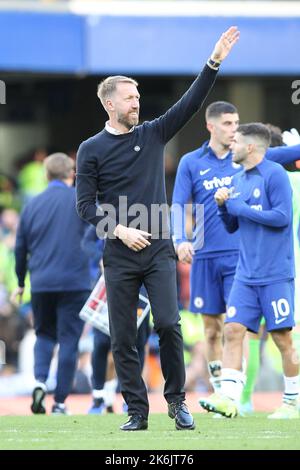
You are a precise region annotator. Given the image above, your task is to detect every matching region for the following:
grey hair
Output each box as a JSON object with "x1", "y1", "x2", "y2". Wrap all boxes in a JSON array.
[
  {"x1": 44, "y1": 153, "x2": 74, "y2": 181},
  {"x1": 97, "y1": 76, "x2": 138, "y2": 109}
]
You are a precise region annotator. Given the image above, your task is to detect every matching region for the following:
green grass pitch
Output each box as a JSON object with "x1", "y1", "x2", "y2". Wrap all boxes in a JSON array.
[{"x1": 0, "y1": 413, "x2": 300, "y2": 450}]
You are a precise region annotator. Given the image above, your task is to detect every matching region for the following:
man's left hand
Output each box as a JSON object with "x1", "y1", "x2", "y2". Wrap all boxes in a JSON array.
[
  {"x1": 10, "y1": 287, "x2": 24, "y2": 306},
  {"x1": 211, "y1": 26, "x2": 240, "y2": 63},
  {"x1": 282, "y1": 128, "x2": 300, "y2": 146}
]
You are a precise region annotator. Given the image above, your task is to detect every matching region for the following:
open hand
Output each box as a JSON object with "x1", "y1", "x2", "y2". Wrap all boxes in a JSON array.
[{"x1": 211, "y1": 26, "x2": 240, "y2": 63}]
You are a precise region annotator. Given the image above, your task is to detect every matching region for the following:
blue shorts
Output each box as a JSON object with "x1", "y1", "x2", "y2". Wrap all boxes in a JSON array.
[
  {"x1": 189, "y1": 254, "x2": 238, "y2": 314},
  {"x1": 226, "y1": 279, "x2": 295, "y2": 333}
]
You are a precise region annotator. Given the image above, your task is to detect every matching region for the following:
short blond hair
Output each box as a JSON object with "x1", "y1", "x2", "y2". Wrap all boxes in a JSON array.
[
  {"x1": 97, "y1": 76, "x2": 138, "y2": 109},
  {"x1": 44, "y1": 153, "x2": 74, "y2": 181}
]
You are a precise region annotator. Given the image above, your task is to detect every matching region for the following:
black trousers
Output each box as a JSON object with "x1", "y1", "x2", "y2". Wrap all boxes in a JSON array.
[{"x1": 103, "y1": 237, "x2": 185, "y2": 419}]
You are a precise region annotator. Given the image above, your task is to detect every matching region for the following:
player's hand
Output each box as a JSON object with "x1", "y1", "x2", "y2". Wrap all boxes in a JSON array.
[
  {"x1": 176, "y1": 241, "x2": 194, "y2": 264},
  {"x1": 210, "y1": 26, "x2": 240, "y2": 63},
  {"x1": 10, "y1": 287, "x2": 24, "y2": 306},
  {"x1": 282, "y1": 128, "x2": 300, "y2": 146},
  {"x1": 214, "y1": 188, "x2": 230, "y2": 206},
  {"x1": 114, "y1": 224, "x2": 151, "y2": 252}
]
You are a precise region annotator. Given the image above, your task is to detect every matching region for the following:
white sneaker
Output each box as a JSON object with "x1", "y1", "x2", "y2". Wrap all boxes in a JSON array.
[{"x1": 268, "y1": 403, "x2": 299, "y2": 419}]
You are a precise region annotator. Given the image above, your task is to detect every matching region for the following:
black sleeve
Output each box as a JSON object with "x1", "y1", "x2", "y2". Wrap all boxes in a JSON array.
[
  {"x1": 76, "y1": 143, "x2": 117, "y2": 235},
  {"x1": 151, "y1": 64, "x2": 218, "y2": 143}
]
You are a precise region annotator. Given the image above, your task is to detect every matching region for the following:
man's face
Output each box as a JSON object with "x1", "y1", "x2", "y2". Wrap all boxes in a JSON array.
[
  {"x1": 110, "y1": 82, "x2": 140, "y2": 130},
  {"x1": 207, "y1": 113, "x2": 239, "y2": 148},
  {"x1": 230, "y1": 132, "x2": 250, "y2": 164}
]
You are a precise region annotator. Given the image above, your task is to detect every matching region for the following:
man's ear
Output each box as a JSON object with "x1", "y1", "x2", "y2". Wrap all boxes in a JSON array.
[
  {"x1": 207, "y1": 122, "x2": 213, "y2": 134},
  {"x1": 247, "y1": 143, "x2": 255, "y2": 154},
  {"x1": 106, "y1": 99, "x2": 114, "y2": 112}
]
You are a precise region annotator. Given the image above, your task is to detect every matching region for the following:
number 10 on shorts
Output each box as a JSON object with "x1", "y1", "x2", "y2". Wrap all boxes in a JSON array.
[{"x1": 271, "y1": 298, "x2": 290, "y2": 325}]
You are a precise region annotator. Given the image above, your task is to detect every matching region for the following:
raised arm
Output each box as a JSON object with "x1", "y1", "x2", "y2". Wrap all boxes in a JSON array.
[
  {"x1": 266, "y1": 144, "x2": 300, "y2": 166},
  {"x1": 152, "y1": 26, "x2": 240, "y2": 143}
]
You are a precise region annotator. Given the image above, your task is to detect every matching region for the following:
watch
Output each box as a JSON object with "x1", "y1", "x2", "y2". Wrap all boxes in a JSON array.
[{"x1": 207, "y1": 57, "x2": 221, "y2": 70}]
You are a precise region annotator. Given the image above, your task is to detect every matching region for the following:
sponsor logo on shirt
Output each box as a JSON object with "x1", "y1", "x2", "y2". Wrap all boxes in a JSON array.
[
  {"x1": 199, "y1": 168, "x2": 211, "y2": 176},
  {"x1": 203, "y1": 175, "x2": 233, "y2": 190},
  {"x1": 250, "y1": 204, "x2": 262, "y2": 211}
]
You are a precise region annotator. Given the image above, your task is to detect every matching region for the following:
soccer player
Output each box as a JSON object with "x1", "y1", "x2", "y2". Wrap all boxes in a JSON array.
[
  {"x1": 238, "y1": 125, "x2": 300, "y2": 414},
  {"x1": 172, "y1": 102, "x2": 300, "y2": 395},
  {"x1": 199, "y1": 123, "x2": 299, "y2": 419},
  {"x1": 76, "y1": 27, "x2": 240, "y2": 431}
]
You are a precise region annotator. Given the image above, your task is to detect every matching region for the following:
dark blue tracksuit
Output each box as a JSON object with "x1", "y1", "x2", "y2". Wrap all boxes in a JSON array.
[
  {"x1": 15, "y1": 180, "x2": 91, "y2": 403},
  {"x1": 76, "y1": 64, "x2": 217, "y2": 418}
]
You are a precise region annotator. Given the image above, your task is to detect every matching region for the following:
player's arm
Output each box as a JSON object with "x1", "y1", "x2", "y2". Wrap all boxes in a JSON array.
[
  {"x1": 265, "y1": 144, "x2": 300, "y2": 166},
  {"x1": 152, "y1": 27, "x2": 240, "y2": 143},
  {"x1": 171, "y1": 156, "x2": 194, "y2": 262},
  {"x1": 215, "y1": 188, "x2": 239, "y2": 233},
  {"x1": 226, "y1": 168, "x2": 292, "y2": 228}
]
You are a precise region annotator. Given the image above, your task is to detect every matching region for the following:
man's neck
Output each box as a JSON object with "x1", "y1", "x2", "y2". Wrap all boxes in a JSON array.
[
  {"x1": 63, "y1": 178, "x2": 73, "y2": 187},
  {"x1": 208, "y1": 139, "x2": 230, "y2": 159},
  {"x1": 106, "y1": 120, "x2": 133, "y2": 135}
]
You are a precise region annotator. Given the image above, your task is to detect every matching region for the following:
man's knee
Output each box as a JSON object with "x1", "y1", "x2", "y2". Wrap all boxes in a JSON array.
[
  {"x1": 271, "y1": 330, "x2": 292, "y2": 353},
  {"x1": 203, "y1": 315, "x2": 223, "y2": 344},
  {"x1": 224, "y1": 322, "x2": 245, "y2": 343},
  {"x1": 59, "y1": 349, "x2": 77, "y2": 369},
  {"x1": 110, "y1": 335, "x2": 137, "y2": 356},
  {"x1": 204, "y1": 325, "x2": 222, "y2": 344},
  {"x1": 154, "y1": 318, "x2": 180, "y2": 333}
]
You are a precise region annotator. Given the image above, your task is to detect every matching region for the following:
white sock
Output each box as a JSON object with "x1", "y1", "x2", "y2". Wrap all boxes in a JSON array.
[
  {"x1": 92, "y1": 389, "x2": 105, "y2": 400},
  {"x1": 242, "y1": 356, "x2": 247, "y2": 374},
  {"x1": 34, "y1": 381, "x2": 47, "y2": 391},
  {"x1": 55, "y1": 402, "x2": 65, "y2": 408},
  {"x1": 210, "y1": 376, "x2": 221, "y2": 392},
  {"x1": 221, "y1": 368, "x2": 245, "y2": 403},
  {"x1": 283, "y1": 375, "x2": 299, "y2": 404},
  {"x1": 104, "y1": 379, "x2": 117, "y2": 407},
  {"x1": 208, "y1": 360, "x2": 222, "y2": 392}
]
